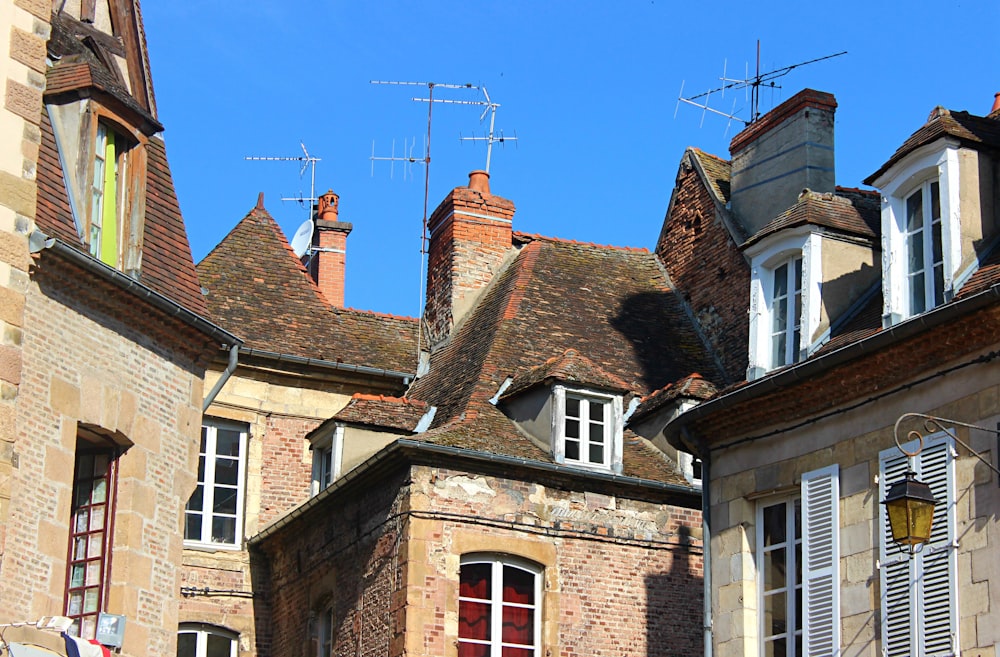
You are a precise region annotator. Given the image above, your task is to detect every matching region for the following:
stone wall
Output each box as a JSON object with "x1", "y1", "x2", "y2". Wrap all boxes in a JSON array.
[
  {"x1": 5, "y1": 255, "x2": 208, "y2": 656},
  {"x1": 256, "y1": 460, "x2": 704, "y2": 657}
]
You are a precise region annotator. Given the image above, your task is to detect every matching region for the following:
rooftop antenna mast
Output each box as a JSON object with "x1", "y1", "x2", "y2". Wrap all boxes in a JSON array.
[
  {"x1": 371, "y1": 79, "x2": 480, "y2": 368},
  {"x1": 446, "y1": 86, "x2": 517, "y2": 174},
  {"x1": 245, "y1": 142, "x2": 321, "y2": 259},
  {"x1": 675, "y1": 41, "x2": 846, "y2": 127}
]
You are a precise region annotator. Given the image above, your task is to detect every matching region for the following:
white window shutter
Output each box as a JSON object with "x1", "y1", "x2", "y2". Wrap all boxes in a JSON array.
[
  {"x1": 802, "y1": 465, "x2": 840, "y2": 657},
  {"x1": 878, "y1": 434, "x2": 957, "y2": 657}
]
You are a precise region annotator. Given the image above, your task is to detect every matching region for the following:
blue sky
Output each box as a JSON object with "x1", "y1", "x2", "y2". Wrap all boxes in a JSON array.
[{"x1": 143, "y1": 1, "x2": 1000, "y2": 317}]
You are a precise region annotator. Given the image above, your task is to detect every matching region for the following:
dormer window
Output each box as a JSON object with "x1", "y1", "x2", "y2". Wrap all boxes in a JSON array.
[
  {"x1": 903, "y1": 180, "x2": 944, "y2": 315},
  {"x1": 769, "y1": 257, "x2": 803, "y2": 369},
  {"x1": 871, "y1": 140, "x2": 961, "y2": 325},
  {"x1": 89, "y1": 122, "x2": 130, "y2": 266},
  {"x1": 551, "y1": 385, "x2": 623, "y2": 473},
  {"x1": 309, "y1": 424, "x2": 343, "y2": 496},
  {"x1": 747, "y1": 230, "x2": 817, "y2": 380}
]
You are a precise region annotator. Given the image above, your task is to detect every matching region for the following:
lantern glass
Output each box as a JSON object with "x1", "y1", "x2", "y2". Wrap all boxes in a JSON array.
[{"x1": 883, "y1": 471, "x2": 937, "y2": 549}]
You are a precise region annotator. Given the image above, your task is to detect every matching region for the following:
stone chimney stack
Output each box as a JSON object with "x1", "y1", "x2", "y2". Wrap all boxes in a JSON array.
[
  {"x1": 424, "y1": 170, "x2": 515, "y2": 347},
  {"x1": 309, "y1": 190, "x2": 352, "y2": 307},
  {"x1": 729, "y1": 89, "x2": 837, "y2": 236}
]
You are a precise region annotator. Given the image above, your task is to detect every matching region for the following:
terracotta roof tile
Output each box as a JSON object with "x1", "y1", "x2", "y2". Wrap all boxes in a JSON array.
[
  {"x1": 690, "y1": 148, "x2": 731, "y2": 204},
  {"x1": 866, "y1": 107, "x2": 1000, "y2": 184},
  {"x1": 334, "y1": 394, "x2": 430, "y2": 432},
  {"x1": 196, "y1": 205, "x2": 418, "y2": 373},
  {"x1": 742, "y1": 189, "x2": 878, "y2": 249},
  {"x1": 502, "y1": 349, "x2": 632, "y2": 399},
  {"x1": 631, "y1": 373, "x2": 718, "y2": 422},
  {"x1": 398, "y1": 233, "x2": 720, "y2": 486}
]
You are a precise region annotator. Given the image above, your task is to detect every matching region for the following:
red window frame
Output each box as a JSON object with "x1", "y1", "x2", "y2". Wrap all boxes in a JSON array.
[{"x1": 64, "y1": 446, "x2": 118, "y2": 639}]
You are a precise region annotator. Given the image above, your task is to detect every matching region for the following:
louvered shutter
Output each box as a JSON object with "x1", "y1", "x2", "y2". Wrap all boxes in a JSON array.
[
  {"x1": 802, "y1": 465, "x2": 840, "y2": 657},
  {"x1": 879, "y1": 434, "x2": 957, "y2": 657}
]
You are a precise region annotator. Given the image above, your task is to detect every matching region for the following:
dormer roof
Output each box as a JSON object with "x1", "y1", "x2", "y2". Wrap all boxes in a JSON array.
[
  {"x1": 332, "y1": 394, "x2": 431, "y2": 432},
  {"x1": 865, "y1": 106, "x2": 1000, "y2": 185},
  {"x1": 742, "y1": 188, "x2": 880, "y2": 250},
  {"x1": 196, "y1": 203, "x2": 418, "y2": 373},
  {"x1": 501, "y1": 349, "x2": 632, "y2": 400}
]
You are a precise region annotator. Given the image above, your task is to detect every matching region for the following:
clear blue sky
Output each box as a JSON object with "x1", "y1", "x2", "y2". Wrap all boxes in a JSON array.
[{"x1": 143, "y1": 1, "x2": 1000, "y2": 317}]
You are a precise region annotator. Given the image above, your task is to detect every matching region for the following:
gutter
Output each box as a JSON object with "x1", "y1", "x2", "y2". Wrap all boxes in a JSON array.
[
  {"x1": 249, "y1": 438, "x2": 700, "y2": 545},
  {"x1": 240, "y1": 347, "x2": 413, "y2": 385},
  {"x1": 30, "y1": 231, "x2": 240, "y2": 349},
  {"x1": 664, "y1": 281, "x2": 1000, "y2": 443}
]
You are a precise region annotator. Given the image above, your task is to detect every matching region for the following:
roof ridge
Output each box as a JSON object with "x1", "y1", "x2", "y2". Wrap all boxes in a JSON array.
[
  {"x1": 835, "y1": 185, "x2": 878, "y2": 196},
  {"x1": 351, "y1": 393, "x2": 428, "y2": 407},
  {"x1": 341, "y1": 306, "x2": 419, "y2": 322},
  {"x1": 690, "y1": 146, "x2": 730, "y2": 164},
  {"x1": 512, "y1": 231, "x2": 649, "y2": 253}
]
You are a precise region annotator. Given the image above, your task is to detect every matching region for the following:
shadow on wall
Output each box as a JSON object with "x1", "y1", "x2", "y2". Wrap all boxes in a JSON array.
[{"x1": 645, "y1": 524, "x2": 704, "y2": 657}]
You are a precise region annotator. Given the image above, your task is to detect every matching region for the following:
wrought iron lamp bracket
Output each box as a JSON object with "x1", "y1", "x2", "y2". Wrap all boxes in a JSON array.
[{"x1": 893, "y1": 412, "x2": 1000, "y2": 482}]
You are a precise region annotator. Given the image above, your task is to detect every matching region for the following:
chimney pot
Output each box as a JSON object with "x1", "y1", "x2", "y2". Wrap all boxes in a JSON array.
[
  {"x1": 318, "y1": 190, "x2": 339, "y2": 221},
  {"x1": 256, "y1": 192, "x2": 265, "y2": 209},
  {"x1": 468, "y1": 170, "x2": 490, "y2": 194},
  {"x1": 992, "y1": 92, "x2": 1000, "y2": 114}
]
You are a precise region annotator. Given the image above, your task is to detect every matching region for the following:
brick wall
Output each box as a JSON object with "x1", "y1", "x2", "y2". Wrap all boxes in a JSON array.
[
  {"x1": 258, "y1": 414, "x2": 319, "y2": 526},
  {"x1": 0, "y1": 0, "x2": 50, "y2": 556},
  {"x1": 656, "y1": 153, "x2": 750, "y2": 384},
  {"x1": 255, "y1": 460, "x2": 703, "y2": 657},
  {"x1": 4, "y1": 255, "x2": 208, "y2": 657},
  {"x1": 424, "y1": 175, "x2": 515, "y2": 347}
]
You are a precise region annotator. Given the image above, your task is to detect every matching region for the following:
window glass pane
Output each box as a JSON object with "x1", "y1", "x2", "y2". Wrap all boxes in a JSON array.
[
  {"x1": 588, "y1": 400, "x2": 604, "y2": 420},
  {"x1": 213, "y1": 488, "x2": 237, "y2": 515},
  {"x1": 70, "y1": 565, "x2": 84, "y2": 588},
  {"x1": 501, "y1": 604, "x2": 533, "y2": 644},
  {"x1": 588, "y1": 422, "x2": 604, "y2": 445},
  {"x1": 773, "y1": 263, "x2": 788, "y2": 297},
  {"x1": 907, "y1": 232, "x2": 924, "y2": 274},
  {"x1": 502, "y1": 566, "x2": 535, "y2": 604},
  {"x1": 930, "y1": 181, "x2": 940, "y2": 220},
  {"x1": 92, "y1": 478, "x2": 106, "y2": 504},
  {"x1": 772, "y1": 296, "x2": 787, "y2": 333},
  {"x1": 565, "y1": 419, "x2": 579, "y2": 440},
  {"x1": 83, "y1": 588, "x2": 99, "y2": 613},
  {"x1": 764, "y1": 590, "x2": 787, "y2": 637},
  {"x1": 459, "y1": 600, "x2": 492, "y2": 640},
  {"x1": 762, "y1": 503, "x2": 786, "y2": 546},
  {"x1": 906, "y1": 189, "x2": 923, "y2": 232},
  {"x1": 458, "y1": 643, "x2": 490, "y2": 657},
  {"x1": 88, "y1": 534, "x2": 102, "y2": 558},
  {"x1": 212, "y1": 516, "x2": 236, "y2": 545},
  {"x1": 565, "y1": 397, "x2": 580, "y2": 418},
  {"x1": 216, "y1": 429, "x2": 242, "y2": 457},
  {"x1": 763, "y1": 637, "x2": 786, "y2": 657},
  {"x1": 185, "y1": 513, "x2": 202, "y2": 541},
  {"x1": 461, "y1": 563, "x2": 491, "y2": 599},
  {"x1": 187, "y1": 485, "x2": 204, "y2": 511},
  {"x1": 589, "y1": 444, "x2": 604, "y2": 464},
  {"x1": 205, "y1": 634, "x2": 234, "y2": 657},
  {"x1": 763, "y1": 547, "x2": 786, "y2": 591},
  {"x1": 197, "y1": 456, "x2": 205, "y2": 483},
  {"x1": 176, "y1": 633, "x2": 196, "y2": 657},
  {"x1": 910, "y1": 272, "x2": 926, "y2": 314},
  {"x1": 90, "y1": 506, "x2": 104, "y2": 532},
  {"x1": 793, "y1": 499, "x2": 802, "y2": 539},
  {"x1": 502, "y1": 648, "x2": 533, "y2": 657},
  {"x1": 215, "y1": 459, "x2": 239, "y2": 486},
  {"x1": 564, "y1": 440, "x2": 579, "y2": 461},
  {"x1": 75, "y1": 509, "x2": 89, "y2": 533}
]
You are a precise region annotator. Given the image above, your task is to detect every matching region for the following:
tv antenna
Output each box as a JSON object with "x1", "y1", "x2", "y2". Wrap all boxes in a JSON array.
[
  {"x1": 424, "y1": 86, "x2": 517, "y2": 174},
  {"x1": 675, "y1": 41, "x2": 846, "y2": 128},
  {"x1": 245, "y1": 142, "x2": 321, "y2": 259}
]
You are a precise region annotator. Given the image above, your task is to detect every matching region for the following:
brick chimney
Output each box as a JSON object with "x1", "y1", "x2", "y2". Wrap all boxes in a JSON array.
[
  {"x1": 424, "y1": 170, "x2": 515, "y2": 347},
  {"x1": 308, "y1": 190, "x2": 352, "y2": 307},
  {"x1": 729, "y1": 89, "x2": 837, "y2": 236}
]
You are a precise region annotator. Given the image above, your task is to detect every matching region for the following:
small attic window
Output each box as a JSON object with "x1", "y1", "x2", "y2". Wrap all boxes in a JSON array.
[{"x1": 551, "y1": 385, "x2": 623, "y2": 474}]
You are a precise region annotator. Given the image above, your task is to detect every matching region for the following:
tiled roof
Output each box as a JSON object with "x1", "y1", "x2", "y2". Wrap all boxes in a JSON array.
[
  {"x1": 196, "y1": 204, "x2": 418, "y2": 373},
  {"x1": 742, "y1": 189, "x2": 878, "y2": 249},
  {"x1": 691, "y1": 148, "x2": 731, "y2": 204},
  {"x1": 334, "y1": 394, "x2": 430, "y2": 432},
  {"x1": 35, "y1": 107, "x2": 206, "y2": 314},
  {"x1": 46, "y1": 14, "x2": 161, "y2": 133},
  {"x1": 395, "y1": 232, "x2": 721, "y2": 486},
  {"x1": 502, "y1": 349, "x2": 632, "y2": 399},
  {"x1": 632, "y1": 373, "x2": 718, "y2": 423},
  {"x1": 865, "y1": 107, "x2": 1000, "y2": 184}
]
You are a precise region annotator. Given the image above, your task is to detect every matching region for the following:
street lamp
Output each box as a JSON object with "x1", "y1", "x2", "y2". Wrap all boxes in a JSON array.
[
  {"x1": 883, "y1": 412, "x2": 1000, "y2": 553},
  {"x1": 882, "y1": 470, "x2": 936, "y2": 552}
]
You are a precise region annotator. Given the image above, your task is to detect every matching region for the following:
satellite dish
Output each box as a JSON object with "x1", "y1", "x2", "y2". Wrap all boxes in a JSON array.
[{"x1": 290, "y1": 219, "x2": 313, "y2": 258}]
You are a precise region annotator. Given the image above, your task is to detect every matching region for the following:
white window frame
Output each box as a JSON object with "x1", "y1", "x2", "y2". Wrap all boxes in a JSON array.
[
  {"x1": 458, "y1": 554, "x2": 542, "y2": 657},
  {"x1": 746, "y1": 229, "x2": 821, "y2": 380},
  {"x1": 677, "y1": 451, "x2": 703, "y2": 488},
  {"x1": 756, "y1": 465, "x2": 840, "y2": 657},
  {"x1": 874, "y1": 140, "x2": 961, "y2": 325},
  {"x1": 184, "y1": 418, "x2": 248, "y2": 549},
  {"x1": 177, "y1": 623, "x2": 238, "y2": 657},
  {"x1": 878, "y1": 433, "x2": 958, "y2": 657},
  {"x1": 551, "y1": 385, "x2": 623, "y2": 474},
  {"x1": 310, "y1": 424, "x2": 344, "y2": 497}
]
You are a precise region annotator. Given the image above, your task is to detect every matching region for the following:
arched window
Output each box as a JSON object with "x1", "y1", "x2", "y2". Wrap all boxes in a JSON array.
[
  {"x1": 459, "y1": 555, "x2": 541, "y2": 657},
  {"x1": 176, "y1": 623, "x2": 237, "y2": 657}
]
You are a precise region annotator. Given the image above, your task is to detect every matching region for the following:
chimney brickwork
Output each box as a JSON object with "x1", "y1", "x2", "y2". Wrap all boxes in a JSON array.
[
  {"x1": 730, "y1": 89, "x2": 837, "y2": 236},
  {"x1": 310, "y1": 190, "x2": 353, "y2": 307},
  {"x1": 425, "y1": 171, "x2": 515, "y2": 347}
]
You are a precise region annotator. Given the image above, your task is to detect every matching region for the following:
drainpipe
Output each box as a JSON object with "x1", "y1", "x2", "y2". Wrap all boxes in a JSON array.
[{"x1": 203, "y1": 343, "x2": 239, "y2": 412}]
